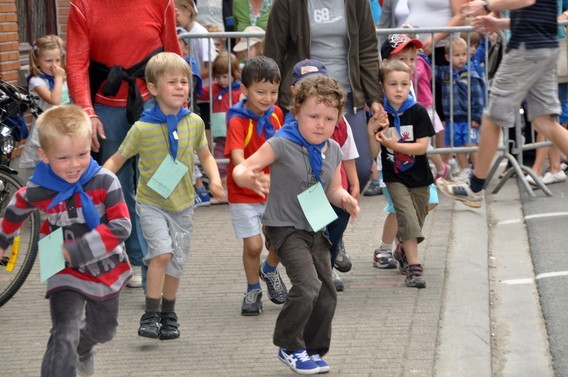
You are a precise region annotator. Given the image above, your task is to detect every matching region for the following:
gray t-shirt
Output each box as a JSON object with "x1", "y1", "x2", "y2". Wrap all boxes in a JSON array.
[
  {"x1": 308, "y1": 0, "x2": 350, "y2": 93},
  {"x1": 262, "y1": 137, "x2": 342, "y2": 232}
]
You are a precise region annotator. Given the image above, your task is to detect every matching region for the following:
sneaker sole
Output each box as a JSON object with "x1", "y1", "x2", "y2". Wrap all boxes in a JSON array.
[
  {"x1": 138, "y1": 329, "x2": 160, "y2": 338},
  {"x1": 333, "y1": 261, "x2": 352, "y2": 273},
  {"x1": 437, "y1": 181, "x2": 483, "y2": 208},
  {"x1": 373, "y1": 261, "x2": 398, "y2": 269}
]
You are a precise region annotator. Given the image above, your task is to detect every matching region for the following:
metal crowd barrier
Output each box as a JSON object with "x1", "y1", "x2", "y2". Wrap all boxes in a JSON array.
[{"x1": 180, "y1": 21, "x2": 568, "y2": 198}]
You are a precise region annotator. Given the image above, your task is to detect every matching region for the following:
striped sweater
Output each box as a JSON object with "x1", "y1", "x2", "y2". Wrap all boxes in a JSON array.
[{"x1": 0, "y1": 168, "x2": 132, "y2": 300}]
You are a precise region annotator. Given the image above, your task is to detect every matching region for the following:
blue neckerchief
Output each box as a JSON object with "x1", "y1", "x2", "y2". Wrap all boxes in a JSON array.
[
  {"x1": 27, "y1": 72, "x2": 55, "y2": 90},
  {"x1": 276, "y1": 120, "x2": 325, "y2": 183},
  {"x1": 140, "y1": 103, "x2": 190, "y2": 160},
  {"x1": 227, "y1": 99, "x2": 275, "y2": 139},
  {"x1": 30, "y1": 158, "x2": 101, "y2": 230},
  {"x1": 215, "y1": 81, "x2": 241, "y2": 101},
  {"x1": 383, "y1": 95, "x2": 417, "y2": 137}
]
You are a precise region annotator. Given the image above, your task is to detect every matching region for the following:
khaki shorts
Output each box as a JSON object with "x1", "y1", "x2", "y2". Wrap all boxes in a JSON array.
[
  {"x1": 486, "y1": 44, "x2": 561, "y2": 128},
  {"x1": 385, "y1": 182, "x2": 430, "y2": 244}
]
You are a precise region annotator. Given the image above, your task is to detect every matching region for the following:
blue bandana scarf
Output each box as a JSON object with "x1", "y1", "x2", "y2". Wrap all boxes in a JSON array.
[
  {"x1": 227, "y1": 99, "x2": 275, "y2": 139},
  {"x1": 383, "y1": 95, "x2": 417, "y2": 135},
  {"x1": 30, "y1": 157, "x2": 102, "y2": 230},
  {"x1": 27, "y1": 73, "x2": 55, "y2": 90},
  {"x1": 215, "y1": 81, "x2": 241, "y2": 101},
  {"x1": 276, "y1": 120, "x2": 325, "y2": 183},
  {"x1": 140, "y1": 103, "x2": 190, "y2": 160}
]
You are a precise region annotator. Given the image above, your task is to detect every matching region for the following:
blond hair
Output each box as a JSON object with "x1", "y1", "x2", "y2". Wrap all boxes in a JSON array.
[
  {"x1": 174, "y1": 0, "x2": 196, "y2": 17},
  {"x1": 37, "y1": 105, "x2": 91, "y2": 152},
  {"x1": 380, "y1": 60, "x2": 412, "y2": 83},
  {"x1": 145, "y1": 52, "x2": 191, "y2": 85},
  {"x1": 29, "y1": 35, "x2": 66, "y2": 77},
  {"x1": 445, "y1": 36, "x2": 468, "y2": 55},
  {"x1": 291, "y1": 76, "x2": 346, "y2": 120}
]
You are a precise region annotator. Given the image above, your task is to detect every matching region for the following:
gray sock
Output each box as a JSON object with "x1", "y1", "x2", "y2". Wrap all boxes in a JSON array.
[
  {"x1": 145, "y1": 297, "x2": 161, "y2": 313},
  {"x1": 161, "y1": 298, "x2": 176, "y2": 313}
]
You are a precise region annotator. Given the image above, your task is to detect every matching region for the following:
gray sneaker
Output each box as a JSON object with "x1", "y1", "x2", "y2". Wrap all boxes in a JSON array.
[
  {"x1": 334, "y1": 240, "x2": 352, "y2": 273},
  {"x1": 405, "y1": 264, "x2": 426, "y2": 289},
  {"x1": 241, "y1": 289, "x2": 263, "y2": 316},
  {"x1": 364, "y1": 180, "x2": 383, "y2": 196},
  {"x1": 77, "y1": 351, "x2": 94, "y2": 376},
  {"x1": 373, "y1": 249, "x2": 397, "y2": 269},
  {"x1": 332, "y1": 269, "x2": 344, "y2": 292},
  {"x1": 259, "y1": 262, "x2": 288, "y2": 304}
]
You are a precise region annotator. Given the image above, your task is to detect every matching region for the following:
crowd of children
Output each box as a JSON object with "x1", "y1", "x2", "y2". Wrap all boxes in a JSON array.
[{"x1": 1, "y1": 5, "x2": 541, "y2": 373}]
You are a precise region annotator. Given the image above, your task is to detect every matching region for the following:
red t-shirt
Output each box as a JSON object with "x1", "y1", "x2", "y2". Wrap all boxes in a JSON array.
[{"x1": 225, "y1": 106, "x2": 284, "y2": 203}]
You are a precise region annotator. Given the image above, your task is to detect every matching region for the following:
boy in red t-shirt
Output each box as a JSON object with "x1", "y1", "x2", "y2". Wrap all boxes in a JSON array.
[{"x1": 225, "y1": 56, "x2": 288, "y2": 315}]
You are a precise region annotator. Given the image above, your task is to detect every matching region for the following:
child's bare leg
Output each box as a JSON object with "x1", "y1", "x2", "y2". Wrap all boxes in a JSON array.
[
  {"x1": 146, "y1": 254, "x2": 172, "y2": 299},
  {"x1": 549, "y1": 145, "x2": 562, "y2": 173},
  {"x1": 429, "y1": 153, "x2": 445, "y2": 172},
  {"x1": 243, "y1": 235, "x2": 263, "y2": 285},
  {"x1": 456, "y1": 152, "x2": 470, "y2": 170},
  {"x1": 162, "y1": 275, "x2": 180, "y2": 301},
  {"x1": 382, "y1": 213, "x2": 398, "y2": 245},
  {"x1": 266, "y1": 246, "x2": 280, "y2": 268},
  {"x1": 401, "y1": 238, "x2": 419, "y2": 266}
]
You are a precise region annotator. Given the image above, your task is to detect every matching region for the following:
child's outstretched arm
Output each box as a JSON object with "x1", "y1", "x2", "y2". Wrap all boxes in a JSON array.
[
  {"x1": 103, "y1": 152, "x2": 127, "y2": 174},
  {"x1": 232, "y1": 141, "x2": 275, "y2": 198},
  {"x1": 197, "y1": 145, "x2": 225, "y2": 199},
  {"x1": 327, "y1": 165, "x2": 360, "y2": 220}
]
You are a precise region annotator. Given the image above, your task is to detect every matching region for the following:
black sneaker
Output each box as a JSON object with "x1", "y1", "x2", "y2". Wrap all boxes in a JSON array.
[
  {"x1": 364, "y1": 181, "x2": 383, "y2": 196},
  {"x1": 138, "y1": 312, "x2": 161, "y2": 338},
  {"x1": 333, "y1": 240, "x2": 352, "y2": 273},
  {"x1": 406, "y1": 264, "x2": 426, "y2": 289},
  {"x1": 393, "y1": 242, "x2": 408, "y2": 275},
  {"x1": 77, "y1": 351, "x2": 95, "y2": 376},
  {"x1": 241, "y1": 288, "x2": 263, "y2": 316},
  {"x1": 159, "y1": 312, "x2": 180, "y2": 340},
  {"x1": 259, "y1": 262, "x2": 288, "y2": 304}
]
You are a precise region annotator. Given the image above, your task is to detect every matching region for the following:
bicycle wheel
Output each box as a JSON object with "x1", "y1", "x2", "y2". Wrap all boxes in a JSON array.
[{"x1": 0, "y1": 169, "x2": 39, "y2": 307}]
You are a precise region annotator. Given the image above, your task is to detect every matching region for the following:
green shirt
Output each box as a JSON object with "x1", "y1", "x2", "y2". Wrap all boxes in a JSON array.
[{"x1": 119, "y1": 112, "x2": 207, "y2": 211}]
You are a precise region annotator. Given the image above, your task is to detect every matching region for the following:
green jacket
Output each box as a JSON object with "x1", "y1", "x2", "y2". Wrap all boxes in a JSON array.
[{"x1": 264, "y1": 0, "x2": 383, "y2": 111}]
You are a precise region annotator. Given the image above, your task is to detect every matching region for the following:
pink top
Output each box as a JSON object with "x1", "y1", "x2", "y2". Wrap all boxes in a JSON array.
[{"x1": 414, "y1": 54, "x2": 433, "y2": 109}]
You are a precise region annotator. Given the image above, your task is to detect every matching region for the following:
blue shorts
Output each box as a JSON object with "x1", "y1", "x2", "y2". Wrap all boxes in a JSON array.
[
  {"x1": 384, "y1": 184, "x2": 438, "y2": 213},
  {"x1": 445, "y1": 121, "x2": 479, "y2": 147}
]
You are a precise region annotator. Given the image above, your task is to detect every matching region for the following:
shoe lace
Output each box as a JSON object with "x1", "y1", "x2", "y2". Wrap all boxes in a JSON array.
[
  {"x1": 294, "y1": 350, "x2": 312, "y2": 362},
  {"x1": 264, "y1": 270, "x2": 284, "y2": 292},
  {"x1": 244, "y1": 289, "x2": 261, "y2": 304}
]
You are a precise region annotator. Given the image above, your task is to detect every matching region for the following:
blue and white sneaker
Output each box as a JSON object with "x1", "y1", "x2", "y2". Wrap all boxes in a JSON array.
[
  {"x1": 278, "y1": 348, "x2": 320, "y2": 375},
  {"x1": 310, "y1": 353, "x2": 330, "y2": 374}
]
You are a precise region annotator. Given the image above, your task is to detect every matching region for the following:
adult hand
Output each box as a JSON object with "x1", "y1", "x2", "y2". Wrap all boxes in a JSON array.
[
  {"x1": 471, "y1": 15, "x2": 502, "y2": 33},
  {"x1": 90, "y1": 117, "x2": 106, "y2": 153},
  {"x1": 421, "y1": 36, "x2": 434, "y2": 57},
  {"x1": 462, "y1": 0, "x2": 486, "y2": 16}
]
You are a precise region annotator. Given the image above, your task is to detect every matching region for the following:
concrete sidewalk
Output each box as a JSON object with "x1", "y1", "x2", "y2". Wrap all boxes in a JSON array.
[{"x1": 0, "y1": 178, "x2": 550, "y2": 376}]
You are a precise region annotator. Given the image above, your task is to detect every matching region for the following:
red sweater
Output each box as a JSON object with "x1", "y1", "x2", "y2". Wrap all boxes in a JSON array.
[{"x1": 66, "y1": 0, "x2": 182, "y2": 118}]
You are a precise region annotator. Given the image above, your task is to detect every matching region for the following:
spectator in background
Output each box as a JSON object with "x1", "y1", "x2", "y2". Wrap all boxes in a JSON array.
[
  {"x1": 377, "y1": 0, "x2": 410, "y2": 45},
  {"x1": 66, "y1": 0, "x2": 182, "y2": 289},
  {"x1": 233, "y1": 0, "x2": 273, "y2": 31},
  {"x1": 195, "y1": 0, "x2": 235, "y2": 33},
  {"x1": 232, "y1": 25, "x2": 264, "y2": 64},
  {"x1": 264, "y1": 0, "x2": 386, "y2": 195}
]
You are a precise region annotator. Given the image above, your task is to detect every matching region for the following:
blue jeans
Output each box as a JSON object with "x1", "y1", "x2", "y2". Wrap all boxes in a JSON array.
[
  {"x1": 41, "y1": 291, "x2": 119, "y2": 377},
  {"x1": 94, "y1": 103, "x2": 149, "y2": 268}
]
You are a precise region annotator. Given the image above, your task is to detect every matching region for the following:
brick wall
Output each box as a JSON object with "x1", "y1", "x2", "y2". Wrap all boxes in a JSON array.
[
  {"x1": 57, "y1": 0, "x2": 70, "y2": 41},
  {"x1": 0, "y1": 0, "x2": 20, "y2": 84}
]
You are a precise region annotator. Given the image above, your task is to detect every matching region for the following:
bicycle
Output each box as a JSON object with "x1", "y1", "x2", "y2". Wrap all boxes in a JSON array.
[{"x1": 0, "y1": 79, "x2": 41, "y2": 307}]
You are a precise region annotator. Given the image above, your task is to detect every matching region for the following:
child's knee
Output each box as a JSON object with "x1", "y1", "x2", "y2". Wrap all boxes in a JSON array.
[{"x1": 150, "y1": 253, "x2": 172, "y2": 267}]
